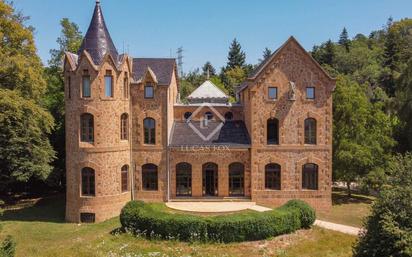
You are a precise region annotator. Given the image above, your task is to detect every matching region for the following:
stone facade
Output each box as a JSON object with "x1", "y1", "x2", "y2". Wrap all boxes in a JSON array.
[{"x1": 64, "y1": 2, "x2": 335, "y2": 223}]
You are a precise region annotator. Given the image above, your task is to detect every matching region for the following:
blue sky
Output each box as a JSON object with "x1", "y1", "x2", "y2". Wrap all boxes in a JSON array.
[{"x1": 13, "y1": 0, "x2": 412, "y2": 71}]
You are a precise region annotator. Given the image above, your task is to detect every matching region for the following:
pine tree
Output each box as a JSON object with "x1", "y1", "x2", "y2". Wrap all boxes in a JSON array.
[
  {"x1": 338, "y1": 27, "x2": 350, "y2": 52},
  {"x1": 202, "y1": 61, "x2": 216, "y2": 77},
  {"x1": 258, "y1": 47, "x2": 272, "y2": 63},
  {"x1": 324, "y1": 39, "x2": 335, "y2": 65},
  {"x1": 227, "y1": 38, "x2": 246, "y2": 69}
]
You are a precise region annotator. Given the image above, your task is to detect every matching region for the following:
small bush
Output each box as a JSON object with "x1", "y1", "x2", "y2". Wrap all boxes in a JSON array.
[
  {"x1": 0, "y1": 236, "x2": 16, "y2": 257},
  {"x1": 120, "y1": 200, "x2": 315, "y2": 243},
  {"x1": 282, "y1": 200, "x2": 316, "y2": 228}
]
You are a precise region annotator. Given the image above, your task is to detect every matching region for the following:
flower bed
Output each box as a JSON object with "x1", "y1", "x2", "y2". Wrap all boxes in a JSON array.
[{"x1": 120, "y1": 200, "x2": 315, "y2": 243}]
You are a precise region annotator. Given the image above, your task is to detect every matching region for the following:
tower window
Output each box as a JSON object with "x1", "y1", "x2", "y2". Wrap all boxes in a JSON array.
[
  {"x1": 124, "y1": 73, "x2": 129, "y2": 99},
  {"x1": 144, "y1": 83, "x2": 154, "y2": 98},
  {"x1": 120, "y1": 113, "x2": 129, "y2": 140},
  {"x1": 105, "y1": 71, "x2": 113, "y2": 97},
  {"x1": 81, "y1": 167, "x2": 95, "y2": 196},
  {"x1": 82, "y1": 75, "x2": 91, "y2": 98},
  {"x1": 68, "y1": 76, "x2": 71, "y2": 99},
  {"x1": 205, "y1": 112, "x2": 213, "y2": 120},
  {"x1": 80, "y1": 113, "x2": 94, "y2": 143}
]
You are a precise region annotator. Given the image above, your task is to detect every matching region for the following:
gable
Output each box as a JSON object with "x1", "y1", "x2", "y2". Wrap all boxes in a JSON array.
[{"x1": 242, "y1": 36, "x2": 335, "y2": 92}]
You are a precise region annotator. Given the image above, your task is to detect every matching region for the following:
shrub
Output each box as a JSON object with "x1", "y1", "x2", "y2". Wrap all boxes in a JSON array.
[
  {"x1": 282, "y1": 200, "x2": 316, "y2": 228},
  {"x1": 353, "y1": 154, "x2": 412, "y2": 257},
  {"x1": 0, "y1": 236, "x2": 16, "y2": 257},
  {"x1": 120, "y1": 200, "x2": 315, "y2": 243}
]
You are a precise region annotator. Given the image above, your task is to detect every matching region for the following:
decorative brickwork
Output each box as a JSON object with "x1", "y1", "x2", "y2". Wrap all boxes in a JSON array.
[{"x1": 65, "y1": 2, "x2": 335, "y2": 223}]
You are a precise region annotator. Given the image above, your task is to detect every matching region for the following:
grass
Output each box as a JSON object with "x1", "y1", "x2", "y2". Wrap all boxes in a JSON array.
[
  {"x1": 0, "y1": 195, "x2": 357, "y2": 257},
  {"x1": 317, "y1": 189, "x2": 375, "y2": 227}
]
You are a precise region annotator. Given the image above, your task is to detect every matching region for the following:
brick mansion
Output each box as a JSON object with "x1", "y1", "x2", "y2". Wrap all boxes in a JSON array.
[{"x1": 64, "y1": 1, "x2": 335, "y2": 223}]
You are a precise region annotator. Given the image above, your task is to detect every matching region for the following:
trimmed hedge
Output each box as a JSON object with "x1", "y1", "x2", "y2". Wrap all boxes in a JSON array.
[{"x1": 120, "y1": 200, "x2": 316, "y2": 243}]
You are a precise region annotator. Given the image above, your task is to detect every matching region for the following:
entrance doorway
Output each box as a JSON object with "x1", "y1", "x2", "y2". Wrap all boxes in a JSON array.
[
  {"x1": 229, "y1": 163, "x2": 245, "y2": 196},
  {"x1": 202, "y1": 163, "x2": 218, "y2": 196}
]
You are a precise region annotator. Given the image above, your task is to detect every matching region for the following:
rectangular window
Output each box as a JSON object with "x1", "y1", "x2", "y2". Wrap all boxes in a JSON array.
[
  {"x1": 124, "y1": 73, "x2": 129, "y2": 99},
  {"x1": 68, "y1": 76, "x2": 71, "y2": 99},
  {"x1": 105, "y1": 75, "x2": 113, "y2": 97},
  {"x1": 80, "y1": 213, "x2": 95, "y2": 223},
  {"x1": 144, "y1": 83, "x2": 154, "y2": 99},
  {"x1": 82, "y1": 76, "x2": 91, "y2": 98},
  {"x1": 306, "y1": 87, "x2": 315, "y2": 99},
  {"x1": 268, "y1": 87, "x2": 277, "y2": 100}
]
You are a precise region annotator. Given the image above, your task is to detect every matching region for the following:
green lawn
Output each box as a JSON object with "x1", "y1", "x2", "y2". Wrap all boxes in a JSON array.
[
  {"x1": 0, "y1": 195, "x2": 357, "y2": 257},
  {"x1": 317, "y1": 189, "x2": 374, "y2": 227}
]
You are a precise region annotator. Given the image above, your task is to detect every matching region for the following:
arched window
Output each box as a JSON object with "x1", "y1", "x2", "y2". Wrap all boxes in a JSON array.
[
  {"x1": 142, "y1": 164, "x2": 158, "y2": 190},
  {"x1": 80, "y1": 113, "x2": 94, "y2": 143},
  {"x1": 265, "y1": 163, "x2": 281, "y2": 190},
  {"x1": 229, "y1": 162, "x2": 244, "y2": 196},
  {"x1": 304, "y1": 118, "x2": 317, "y2": 144},
  {"x1": 302, "y1": 163, "x2": 318, "y2": 190},
  {"x1": 176, "y1": 162, "x2": 192, "y2": 196},
  {"x1": 267, "y1": 118, "x2": 279, "y2": 145},
  {"x1": 205, "y1": 111, "x2": 213, "y2": 120},
  {"x1": 81, "y1": 167, "x2": 95, "y2": 196},
  {"x1": 224, "y1": 112, "x2": 233, "y2": 121},
  {"x1": 121, "y1": 165, "x2": 129, "y2": 192},
  {"x1": 143, "y1": 118, "x2": 155, "y2": 144},
  {"x1": 121, "y1": 113, "x2": 129, "y2": 140},
  {"x1": 184, "y1": 112, "x2": 192, "y2": 121}
]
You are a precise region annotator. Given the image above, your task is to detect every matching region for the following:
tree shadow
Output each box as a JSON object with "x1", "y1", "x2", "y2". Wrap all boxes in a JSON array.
[
  {"x1": 332, "y1": 189, "x2": 374, "y2": 206},
  {"x1": 1, "y1": 195, "x2": 66, "y2": 223}
]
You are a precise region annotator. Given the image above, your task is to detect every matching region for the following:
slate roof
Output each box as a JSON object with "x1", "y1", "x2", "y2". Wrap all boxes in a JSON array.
[
  {"x1": 170, "y1": 120, "x2": 251, "y2": 147},
  {"x1": 132, "y1": 58, "x2": 176, "y2": 85},
  {"x1": 187, "y1": 80, "x2": 228, "y2": 100},
  {"x1": 78, "y1": 1, "x2": 119, "y2": 65}
]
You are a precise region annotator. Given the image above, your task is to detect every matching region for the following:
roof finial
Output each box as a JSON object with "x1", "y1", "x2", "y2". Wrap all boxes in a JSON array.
[
  {"x1": 207, "y1": 67, "x2": 210, "y2": 80},
  {"x1": 96, "y1": 0, "x2": 100, "y2": 4}
]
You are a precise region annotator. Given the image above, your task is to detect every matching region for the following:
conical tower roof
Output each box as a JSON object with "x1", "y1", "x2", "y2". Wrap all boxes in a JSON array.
[{"x1": 78, "y1": 1, "x2": 118, "y2": 65}]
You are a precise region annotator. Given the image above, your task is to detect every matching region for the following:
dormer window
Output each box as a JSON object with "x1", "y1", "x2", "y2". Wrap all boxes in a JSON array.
[
  {"x1": 82, "y1": 71, "x2": 91, "y2": 98},
  {"x1": 144, "y1": 83, "x2": 154, "y2": 99},
  {"x1": 105, "y1": 70, "x2": 113, "y2": 97},
  {"x1": 268, "y1": 87, "x2": 277, "y2": 100},
  {"x1": 306, "y1": 87, "x2": 315, "y2": 99}
]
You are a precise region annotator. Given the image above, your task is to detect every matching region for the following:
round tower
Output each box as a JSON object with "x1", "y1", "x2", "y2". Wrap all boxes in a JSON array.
[{"x1": 64, "y1": 1, "x2": 133, "y2": 223}]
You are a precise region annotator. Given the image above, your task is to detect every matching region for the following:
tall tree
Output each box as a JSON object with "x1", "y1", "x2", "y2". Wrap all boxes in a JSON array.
[
  {"x1": 333, "y1": 76, "x2": 394, "y2": 196},
  {"x1": 338, "y1": 27, "x2": 350, "y2": 52},
  {"x1": 202, "y1": 61, "x2": 216, "y2": 77},
  {"x1": 226, "y1": 38, "x2": 246, "y2": 69},
  {"x1": 48, "y1": 18, "x2": 83, "y2": 67},
  {"x1": 44, "y1": 18, "x2": 83, "y2": 188},
  {"x1": 0, "y1": 1, "x2": 47, "y2": 101},
  {"x1": 0, "y1": 89, "x2": 55, "y2": 192}
]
